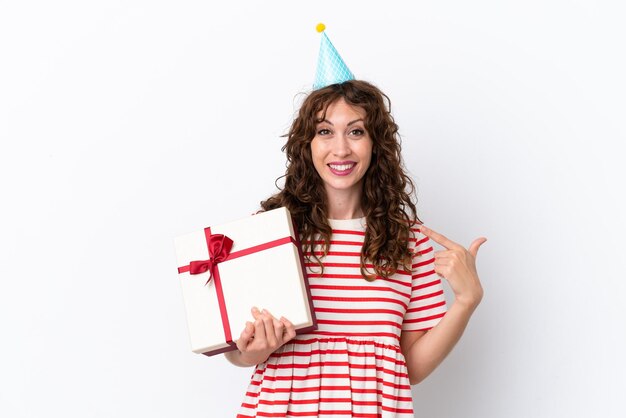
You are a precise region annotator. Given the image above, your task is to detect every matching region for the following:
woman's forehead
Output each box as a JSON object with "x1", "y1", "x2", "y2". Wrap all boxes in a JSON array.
[{"x1": 315, "y1": 98, "x2": 366, "y2": 121}]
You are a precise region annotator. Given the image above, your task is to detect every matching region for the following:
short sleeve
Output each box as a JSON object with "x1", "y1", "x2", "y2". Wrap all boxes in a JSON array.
[{"x1": 402, "y1": 229, "x2": 448, "y2": 332}]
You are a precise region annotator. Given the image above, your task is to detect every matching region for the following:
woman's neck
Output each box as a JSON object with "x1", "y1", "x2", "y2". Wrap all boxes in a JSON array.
[{"x1": 325, "y1": 188, "x2": 364, "y2": 220}]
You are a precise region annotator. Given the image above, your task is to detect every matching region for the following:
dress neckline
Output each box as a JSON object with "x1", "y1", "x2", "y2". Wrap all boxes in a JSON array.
[{"x1": 327, "y1": 217, "x2": 366, "y2": 230}]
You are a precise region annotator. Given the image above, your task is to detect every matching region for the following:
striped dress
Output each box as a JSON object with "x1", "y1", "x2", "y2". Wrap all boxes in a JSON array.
[{"x1": 237, "y1": 218, "x2": 447, "y2": 418}]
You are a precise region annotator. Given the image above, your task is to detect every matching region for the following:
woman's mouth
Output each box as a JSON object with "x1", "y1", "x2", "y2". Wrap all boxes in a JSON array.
[{"x1": 328, "y1": 162, "x2": 356, "y2": 176}]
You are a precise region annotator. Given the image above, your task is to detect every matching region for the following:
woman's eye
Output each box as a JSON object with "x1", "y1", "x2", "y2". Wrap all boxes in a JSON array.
[
  {"x1": 350, "y1": 129, "x2": 365, "y2": 136},
  {"x1": 317, "y1": 128, "x2": 331, "y2": 135}
]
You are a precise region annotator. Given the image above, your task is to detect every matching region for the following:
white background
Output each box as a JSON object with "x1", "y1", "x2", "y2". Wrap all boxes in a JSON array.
[{"x1": 1, "y1": 1, "x2": 625, "y2": 417}]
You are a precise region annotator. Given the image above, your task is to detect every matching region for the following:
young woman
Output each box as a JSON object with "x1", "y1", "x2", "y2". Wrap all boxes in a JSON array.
[{"x1": 226, "y1": 80, "x2": 486, "y2": 417}]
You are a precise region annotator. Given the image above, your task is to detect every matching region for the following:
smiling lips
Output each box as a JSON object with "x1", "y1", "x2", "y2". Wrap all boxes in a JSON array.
[{"x1": 328, "y1": 162, "x2": 356, "y2": 176}]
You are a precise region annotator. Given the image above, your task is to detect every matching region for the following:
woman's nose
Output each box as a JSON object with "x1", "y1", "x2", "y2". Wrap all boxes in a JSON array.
[{"x1": 331, "y1": 135, "x2": 350, "y2": 157}]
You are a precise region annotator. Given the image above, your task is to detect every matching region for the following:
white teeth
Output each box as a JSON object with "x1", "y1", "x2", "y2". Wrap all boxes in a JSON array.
[{"x1": 329, "y1": 163, "x2": 355, "y2": 171}]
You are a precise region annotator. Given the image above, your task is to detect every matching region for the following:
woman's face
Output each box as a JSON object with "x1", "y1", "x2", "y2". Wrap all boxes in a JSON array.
[{"x1": 310, "y1": 98, "x2": 373, "y2": 200}]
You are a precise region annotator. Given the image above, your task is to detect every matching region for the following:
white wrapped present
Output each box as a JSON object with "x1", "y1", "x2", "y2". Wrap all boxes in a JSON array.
[{"x1": 174, "y1": 207, "x2": 316, "y2": 356}]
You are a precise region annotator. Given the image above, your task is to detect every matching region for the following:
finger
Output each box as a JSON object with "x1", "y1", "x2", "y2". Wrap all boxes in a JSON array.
[
  {"x1": 261, "y1": 309, "x2": 282, "y2": 330},
  {"x1": 251, "y1": 306, "x2": 262, "y2": 320},
  {"x1": 433, "y1": 264, "x2": 451, "y2": 278},
  {"x1": 263, "y1": 308, "x2": 285, "y2": 341},
  {"x1": 437, "y1": 249, "x2": 469, "y2": 263},
  {"x1": 236, "y1": 321, "x2": 255, "y2": 352},
  {"x1": 280, "y1": 317, "x2": 297, "y2": 342},
  {"x1": 420, "y1": 225, "x2": 463, "y2": 250},
  {"x1": 273, "y1": 318, "x2": 285, "y2": 341},
  {"x1": 261, "y1": 310, "x2": 278, "y2": 347},
  {"x1": 469, "y1": 237, "x2": 487, "y2": 257},
  {"x1": 433, "y1": 250, "x2": 455, "y2": 259},
  {"x1": 434, "y1": 258, "x2": 451, "y2": 266},
  {"x1": 434, "y1": 263, "x2": 451, "y2": 276},
  {"x1": 433, "y1": 267, "x2": 445, "y2": 278},
  {"x1": 253, "y1": 318, "x2": 267, "y2": 347}
]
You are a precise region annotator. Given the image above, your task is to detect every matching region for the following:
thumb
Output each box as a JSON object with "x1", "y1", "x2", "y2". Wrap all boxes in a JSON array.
[
  {"x1": 236, "y1": 321, "x2": 254, "y2": 351},
  {"x1": 469, "y1": 237, "x2": 487, "y2": 257}
]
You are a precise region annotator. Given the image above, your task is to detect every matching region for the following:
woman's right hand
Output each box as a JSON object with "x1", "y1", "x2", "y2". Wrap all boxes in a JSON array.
[{"x1": 235, "y1": 307, "x2": 296, "y2": 366}]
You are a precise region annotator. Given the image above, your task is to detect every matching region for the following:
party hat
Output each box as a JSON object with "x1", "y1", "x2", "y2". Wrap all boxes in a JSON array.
[{"x1": 313, "y1": 23, "x2": 355, "y2": 90}]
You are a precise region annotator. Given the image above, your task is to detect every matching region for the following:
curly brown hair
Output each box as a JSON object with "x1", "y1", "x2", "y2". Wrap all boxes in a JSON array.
[{"x1": 261, "y1": 80, "x2": 420, "y2": 280}]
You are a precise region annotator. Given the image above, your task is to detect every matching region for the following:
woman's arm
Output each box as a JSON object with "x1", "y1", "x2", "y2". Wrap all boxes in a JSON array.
[{"x1": 401, "y1": 225, "x2": 486, "y2": 385}]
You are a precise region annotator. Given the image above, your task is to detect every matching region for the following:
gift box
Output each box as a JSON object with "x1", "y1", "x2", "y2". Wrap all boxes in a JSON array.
[{"x1": 174, "y1": 207, "x2": 317, "y2": 356}]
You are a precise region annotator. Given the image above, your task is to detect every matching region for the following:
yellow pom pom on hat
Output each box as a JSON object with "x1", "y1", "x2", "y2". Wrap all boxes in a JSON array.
[{"x1": 313, "y1": 23, "x2": 354, "y2": 90}]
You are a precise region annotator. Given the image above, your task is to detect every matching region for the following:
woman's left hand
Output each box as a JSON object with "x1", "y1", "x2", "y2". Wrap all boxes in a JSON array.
[{"x1": 419, "y1": 225, "x2": 486, "y2": 310}]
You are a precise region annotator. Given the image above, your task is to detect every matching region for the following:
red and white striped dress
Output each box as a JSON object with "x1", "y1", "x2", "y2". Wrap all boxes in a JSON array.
[{"x1": 237, "y1": 218, "x2": 447, "y2": 418}]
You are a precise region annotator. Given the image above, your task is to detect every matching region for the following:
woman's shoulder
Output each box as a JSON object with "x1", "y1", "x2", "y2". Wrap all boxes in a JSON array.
[{"x1": 405, "y1": 220, "x2": 429, "y2": 252}]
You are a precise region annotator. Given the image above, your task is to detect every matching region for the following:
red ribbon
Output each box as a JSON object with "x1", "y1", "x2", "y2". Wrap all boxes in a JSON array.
[{"x1": 188, "y1": 234, "x2": 233, "y2": 285}]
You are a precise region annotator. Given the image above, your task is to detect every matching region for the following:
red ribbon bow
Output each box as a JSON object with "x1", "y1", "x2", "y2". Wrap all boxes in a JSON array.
[{"x1": 188, "y1": 234, "x2": 234, "y2": 285}]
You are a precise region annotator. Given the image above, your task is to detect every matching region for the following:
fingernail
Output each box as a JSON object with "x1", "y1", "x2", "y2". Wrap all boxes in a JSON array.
[{"x1": 251, "y1": 306, "x2": 259, "y2": 312}]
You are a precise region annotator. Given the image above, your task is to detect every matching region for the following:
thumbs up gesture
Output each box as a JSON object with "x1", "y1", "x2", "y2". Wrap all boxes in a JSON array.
[{"x1": 419, "y1": 225, "x2": 486, "y2": 310}]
